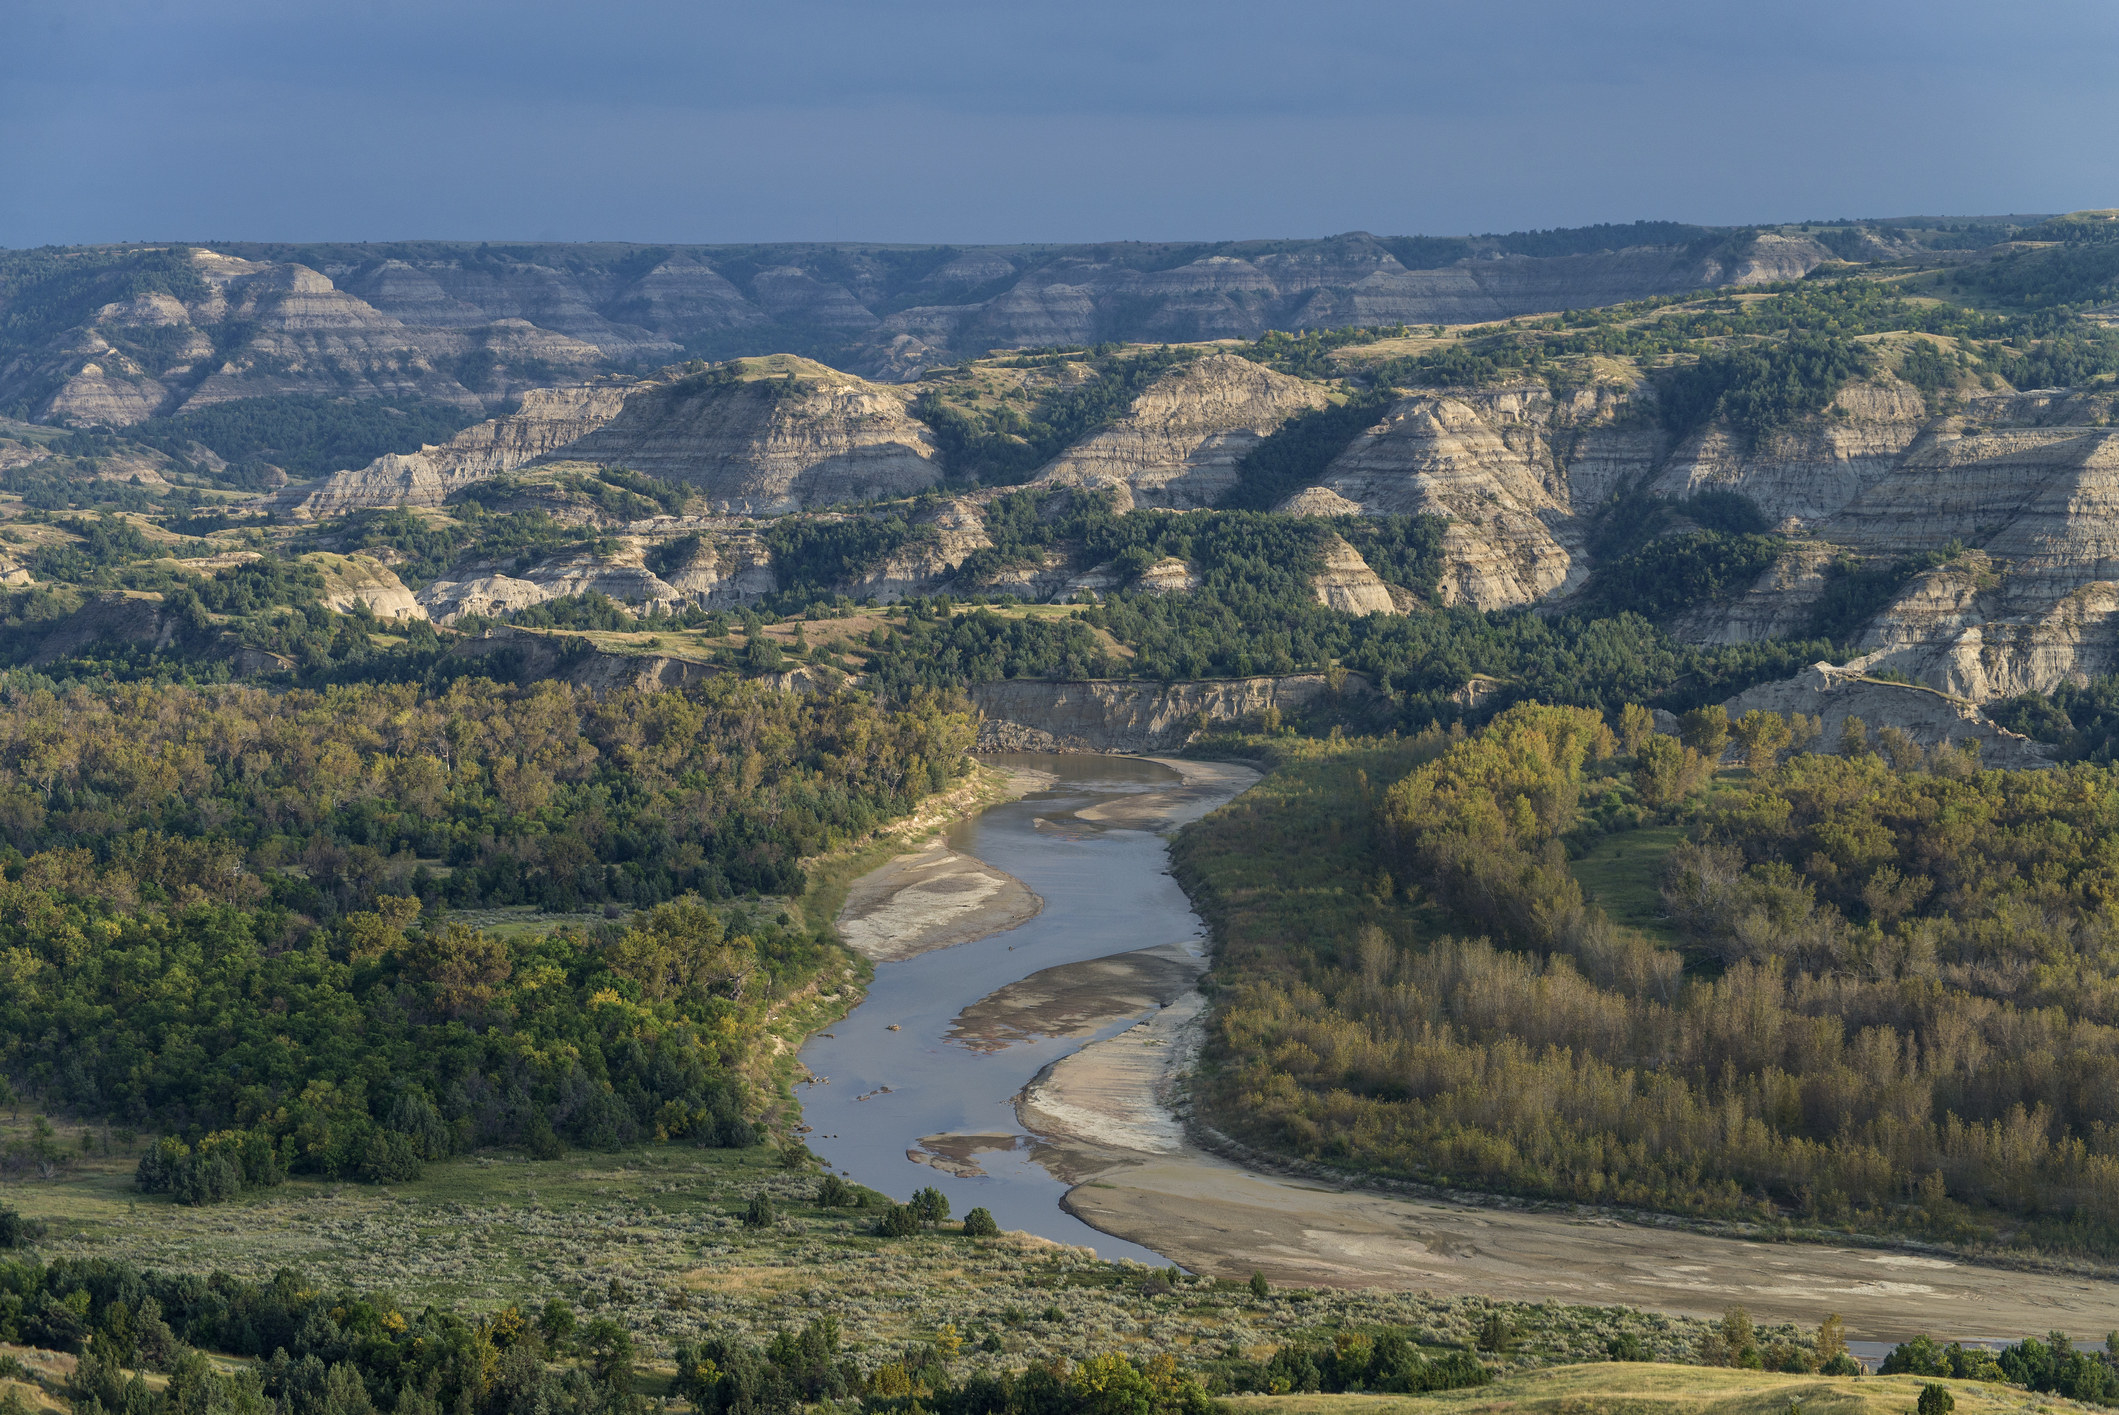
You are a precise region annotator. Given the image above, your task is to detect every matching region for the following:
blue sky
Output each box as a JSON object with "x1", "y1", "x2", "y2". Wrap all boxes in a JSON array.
[{"x1": 4, "y1": 0, "x2": 2115, "y2": 246}]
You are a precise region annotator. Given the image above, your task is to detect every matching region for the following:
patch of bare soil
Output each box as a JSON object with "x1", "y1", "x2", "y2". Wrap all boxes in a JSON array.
[
  {"x1": 834, "y1": 842, "x2": 1042, "y2": 962},
  {"x1": 1029, "y1": 1007, "x2": 2119, "y2": 1341},
  {"x1": 1062, "y1": 1153, "x2": 2119, "y2": 1340}
]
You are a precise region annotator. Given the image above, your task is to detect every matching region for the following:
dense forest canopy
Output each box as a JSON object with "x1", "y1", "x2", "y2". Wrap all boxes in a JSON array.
[
  {"x1": 1179, "y1": 704, "x2": 2119, "y2": 1259},
  {"x1": 0, "y1": 675, "x2": 972, "y2": 1177}
]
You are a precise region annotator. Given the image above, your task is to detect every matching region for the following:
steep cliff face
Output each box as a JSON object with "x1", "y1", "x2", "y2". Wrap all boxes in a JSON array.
[
  {"x1": 1302, "y1": 387, "x2": 1587, "y2": 608},
  {"x1": 1031, "y1": 354, "x2": 1330, "y2": 509},
  {"x1": 307, "y1": 554, "x2": 426, "y2": 620},
  {"x1": 1651, "y1": 380, "x2": 1932, "y2": 523},
  {"x1": 1311, "y1": 534, "x2": 1407, "y2": 614},
  {"x1": 971, "y1": 674, "x2": 1368, "y2": 753},
  {"x1": 1669, "y1": 541, "x2": 1840, "y2": 645},
  {"x1": 288, "y1": 384, "x2": 634, "y2": 517},
  {"x1": 839, "y1": 499, "x2": 991, "y2": 601},
  {"x1": 558, "y1": 357, "x2": 940, "y2": 514},
  {"x1": 419, "y1": 546, "x2": 682, "y2": 624},
  {"x1": 9, "y1": 230, "x2": 1834, "y2": 396}
]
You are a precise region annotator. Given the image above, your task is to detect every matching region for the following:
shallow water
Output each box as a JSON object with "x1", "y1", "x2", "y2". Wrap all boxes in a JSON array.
[{"x1": 796, "y1": 754, "x2": 1228, "y2": 1261}]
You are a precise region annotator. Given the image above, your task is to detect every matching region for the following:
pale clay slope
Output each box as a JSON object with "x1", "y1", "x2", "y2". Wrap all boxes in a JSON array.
[
  {"x1": 35, "y1": 249, "x2": 628, "y2": 426},
  {"x1": 1031, "y1": 353, "x2": 1330, "y2": 510},
  {"x1": 266, "y1": 343, "x2": 2119, "y2": 726},
  {"x1": 558, "y1": 359, "x2": 941, "y2": 515}
]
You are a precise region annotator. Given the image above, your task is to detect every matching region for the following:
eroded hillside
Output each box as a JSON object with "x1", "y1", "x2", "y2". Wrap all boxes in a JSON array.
[{"x1": 9, "y1": 214, "x2": 2119, "y2": 761}]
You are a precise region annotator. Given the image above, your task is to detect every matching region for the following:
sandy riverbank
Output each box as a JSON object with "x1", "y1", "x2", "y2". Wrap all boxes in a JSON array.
[{"x1": 1025, "y1": 994, "x2": 2119, "y2": 1342}]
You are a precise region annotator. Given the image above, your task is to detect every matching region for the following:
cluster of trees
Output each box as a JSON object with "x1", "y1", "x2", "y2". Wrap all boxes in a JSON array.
[
  {"x1": 1217, "y1": 390, "x2": 1397, "y2": 511},
  {"x1": 1202, "y1": 1327, "x2": 1492, "y2": 1396},
  {"x1": 1355, "y1": 275, "x2": 2119, "y2": 403},
  {"x1": 0, "y1": 675, "x2": 971, "y2": 1164},
  {"x1": 0, "y1": 1253, "x2": 644, "y2": 1415},
  {"x1": 1183, "y1": 703, "x2": 2119, "y2": 1256},
  {"x1": 857, "y1": 592, "x2": 1822, "y2": 728},
  {"x1": 126, "y1": 394, "x2": 482, "y2": 485},
  {"x1": 1990, "y1": 671, "x2": 2119, "y2": 763},
  {"x1": 0, "y1": 676, "x2": 973, "y2": 913},
  {"x1": 677, "y1": 1322, "x2": 1213, "y2": 1415},
  {"x1": 4, "y1": 886, "x2": 804, "y2": 1173},
  {"x1": 1237, "y1": 328, "x2": 1408, "y2": 380},
  {"x1": 1655, "y1": 332, "x2": 1875, "y2": 444},
  {"x1": 329, "y1": 505, "x2": 614, "y2": 588},
  {"x1": 763, "y1": 514, "x2": 933, "y2": 600},
  {"x1": 1883, "y1": 1332, "x2": 2119, "y2": 1406}
]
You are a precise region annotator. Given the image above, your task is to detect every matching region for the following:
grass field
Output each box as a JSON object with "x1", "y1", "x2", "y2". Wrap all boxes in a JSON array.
[
  {"x1": 1568, "y1": 824, "x2": 1687, "y2": 940},
  {"x1": 1224, "y1": 1364, "x2": 2109, "y2": 1415},
  {"x1": 1, "y1": 1131, "x2": 1736, "y2": 1371}
]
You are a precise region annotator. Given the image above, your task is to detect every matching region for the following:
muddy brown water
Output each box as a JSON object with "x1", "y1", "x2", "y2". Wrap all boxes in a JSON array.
[{"x1": 796, "y1": 754, "x2": 1221, "y2": 1260}]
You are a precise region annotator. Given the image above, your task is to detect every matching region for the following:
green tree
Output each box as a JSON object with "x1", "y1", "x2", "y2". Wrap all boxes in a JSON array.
[
  {"x1": 1733, "y1": 709, "x2": 1791, "y2": 770},
  {"x1": 1679, "y1": 705, "x2": 1731, "y2": 759},
  {"x1": 910, "y1": 1185, "x2": 950, "y2": 1227}
]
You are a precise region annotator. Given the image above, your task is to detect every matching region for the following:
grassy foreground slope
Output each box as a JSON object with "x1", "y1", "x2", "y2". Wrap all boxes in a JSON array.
[{"x1": 1225, "y1": 1365, "x2": 2109, "y2": 1415}]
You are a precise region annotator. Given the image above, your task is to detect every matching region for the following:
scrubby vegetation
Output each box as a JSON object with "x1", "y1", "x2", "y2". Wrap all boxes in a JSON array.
[{"x1": 1178, "y1": 704, "x2": 2119, "y2": 1259}]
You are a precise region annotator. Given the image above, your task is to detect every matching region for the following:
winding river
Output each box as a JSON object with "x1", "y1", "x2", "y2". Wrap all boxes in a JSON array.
[
  {"x1": 798, "y1": 755, "x2": 2119, "y2": 1343},
  {"x1": 796, "y1": 754, "x2": 1224, "y2": 1260}
]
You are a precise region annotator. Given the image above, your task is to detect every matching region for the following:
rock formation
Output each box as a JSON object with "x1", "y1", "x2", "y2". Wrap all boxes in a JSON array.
[
  {"x1": 1303, "y1": 388, "x2": 1582, "y2": 608},
  {"x1": 288, "y1": 384, "x2": 634, "y2": 517},
  {"x1": 307, "y1": 554, "x2": 426, "y2": 620},
  {"x1": 1031, "y1": 354, "x2": 1329, "y2": 509},
  {"x1": 1311, "y1": 534, "x2": 1406, "y2": 614},
  {"x1": 558, "y1": 357, "x2": 941, "y2": 514},
  {"x1": 971, "y1": 673, "x2": 1367, "y2": 753},
  {"x1": 2, "y1": 231, "x2": 1850, "y2": 414}
]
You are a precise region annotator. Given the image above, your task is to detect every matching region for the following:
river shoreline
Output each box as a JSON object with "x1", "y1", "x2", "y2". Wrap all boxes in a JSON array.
[{"x1": 803, "y1": 752, "x2": 2118, "y2": 1343}]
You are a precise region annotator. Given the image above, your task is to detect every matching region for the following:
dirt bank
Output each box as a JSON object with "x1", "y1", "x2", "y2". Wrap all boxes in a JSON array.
[{"x1": 1069, "y1": 758, "x2": 1261, "y2": 831}]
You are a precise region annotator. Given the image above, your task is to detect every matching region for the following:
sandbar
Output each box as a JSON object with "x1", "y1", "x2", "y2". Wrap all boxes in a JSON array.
[
  {"x1": 835, "y1": 841, "x2": 1042, "y2": 962},
  {"x1": 949, "y1": 942, "x2": 1202, "y2": 1052}
]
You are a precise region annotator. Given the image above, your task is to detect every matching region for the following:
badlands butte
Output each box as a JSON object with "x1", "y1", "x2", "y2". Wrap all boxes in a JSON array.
[{"x1": 4, "y1": 214, "x2": 2119, "y2": 752}]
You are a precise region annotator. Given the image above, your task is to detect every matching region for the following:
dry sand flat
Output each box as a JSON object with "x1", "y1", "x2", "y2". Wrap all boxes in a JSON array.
[
  {"x1": 834, "y1": 839, "x2": 1042, "y2": 962},
  {"x1": 1061, "y1": 1154, "x2": 2119, "y2": 1340}
]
